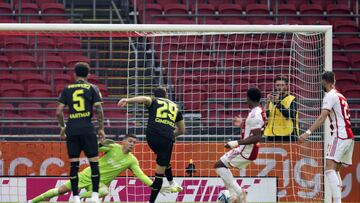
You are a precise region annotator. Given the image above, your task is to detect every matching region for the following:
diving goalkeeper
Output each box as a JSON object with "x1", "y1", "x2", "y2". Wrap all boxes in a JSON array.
[{"x1": 29, "y1": 134, "x2": 172, "y2": 202}]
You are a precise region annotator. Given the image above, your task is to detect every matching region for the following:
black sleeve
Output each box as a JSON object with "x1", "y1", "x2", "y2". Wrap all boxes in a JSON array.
[
  {"x1": 266, "y1": 110, "x2": 270, "y2": 118},
  {"x1": 146, "y1": 98, "x2": 156, "y2": 109},
  {"x1": 275, "y1": 99, "x2": 297, "y2": 119},
  {"x1": 175, "y1": 111, "x2": 183, "y2": 122},
  {"x1": 57, "y1": 88, "x2": 67, "y2": 105},
  {"x1": 92, "y1": 85, "x2": 103, "y2": 104}
]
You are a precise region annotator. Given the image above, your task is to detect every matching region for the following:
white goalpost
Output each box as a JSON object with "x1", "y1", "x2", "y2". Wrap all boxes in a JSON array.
[{"x1": 0, "y1": 24, "x2": 332, "y2": 202}]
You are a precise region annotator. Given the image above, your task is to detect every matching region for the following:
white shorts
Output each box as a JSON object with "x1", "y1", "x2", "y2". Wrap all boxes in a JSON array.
[
  {"x1": 326, "y1": 136, "x2": 354, "y2": 165},
  {"x1": 220, "y1": 148, "x2": 252, "y2": 169}
]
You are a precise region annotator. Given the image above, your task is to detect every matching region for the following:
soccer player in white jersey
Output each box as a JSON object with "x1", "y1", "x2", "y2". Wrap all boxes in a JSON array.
[
  {"x1": 299, "y1": 71, "x2": 354, "y2": 203},
  {"x1": 214, "y1": 87, "x2": 266, "y2": 203}
]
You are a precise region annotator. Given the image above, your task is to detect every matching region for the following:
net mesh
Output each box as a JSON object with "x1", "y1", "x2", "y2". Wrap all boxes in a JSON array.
[{"x1": 0, "y1": 29, "x2": 326, "y2": 202}]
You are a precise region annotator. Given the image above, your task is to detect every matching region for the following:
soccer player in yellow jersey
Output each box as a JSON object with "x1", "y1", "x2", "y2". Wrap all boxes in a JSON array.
[{"x1": 29, "y1": 135, "x2": 172, "y2": 203}]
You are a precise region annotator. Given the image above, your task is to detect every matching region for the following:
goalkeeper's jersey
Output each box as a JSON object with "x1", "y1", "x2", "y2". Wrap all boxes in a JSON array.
[{"x1": 78, "y1": 143, "x2": 152, "y2": 186}]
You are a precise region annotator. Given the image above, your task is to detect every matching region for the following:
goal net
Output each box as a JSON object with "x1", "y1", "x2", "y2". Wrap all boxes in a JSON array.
[{"x1": 0, "y1": 24, "x2": 331, "y2": 202}]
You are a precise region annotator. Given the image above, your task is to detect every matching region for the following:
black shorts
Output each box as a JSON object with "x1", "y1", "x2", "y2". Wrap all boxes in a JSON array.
[
  {"x1": 146, "y1": 134, "x2": 174, "y2": 167},
  {"x1": 66, "y1": 133, "x2": 98, "y2": 159}
]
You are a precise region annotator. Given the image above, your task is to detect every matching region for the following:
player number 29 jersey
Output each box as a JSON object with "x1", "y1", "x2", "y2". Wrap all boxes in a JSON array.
[{"x1": 146, "y1": 97, "x2": 183, "y2": 140}]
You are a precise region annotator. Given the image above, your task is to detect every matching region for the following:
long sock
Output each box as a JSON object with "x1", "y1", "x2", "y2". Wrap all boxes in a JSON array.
[
  {"x1": 215, "y1": 167, "x2": 242, "y2": 196},
  {"x1": 165, "y1": 165, "x2": 174, "y2": 185},
  {"x1": 90, "y1": 161, "x2": 100, "y2": 193},
  {"x1": 337, "y1": 171, "x2": 342, "y2": 188},
  {"x1": 30, "y1": 188, "x2": 59, "y2": 203},
  {"x1": 149, "y1": 173, "x2": 164, "y2": 203},
  {"x1": 70, "y1": 161, "x2": 80, "y2": 196},
  {"x1": 326, "y1": 170, "x2": 341, "y2": 203}
]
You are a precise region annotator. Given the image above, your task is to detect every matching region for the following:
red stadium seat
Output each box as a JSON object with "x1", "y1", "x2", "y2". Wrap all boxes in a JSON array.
[
  {"x1": 190, "y1": 55, "x2": 217, "y2": 70},
  {"x1": 201, "y1": 103, "x2": 226, "y2": 123},
  {"x1": 279, "y1": 19, "x2": 303, "y2": 25},
  {"x1": 51, "y1": 73, "x2": 71, "y2": 86},
  {"x1": 30, "y1": 37, "x2": 56, "y2": 49},
  {"x1": 151, "y1": 18, "x2": 168, "y2": 24},
  {"x1": 191, "y1": 4, "x2": 216, "y2": 21},
  {"x1": 246, "y1": 4, "x2": 270, "y2": 20},
  {"x1": 57, "y1": 37, "x2": 82, "y2": 56},
  {"x1": 202, "y1": 19, "x2": 222, "y2": 24},
  {"x1": 18, "y1": 103, "x2": 48, "y2": 117},
  {"x1": 103, "y1": 102, "x2": 127, "y2": 118},
  {"x1": 157, "y1": 0, "x2": 180, "y2": 7},
  {"x1": 208, "y1": 0, "x2": 232, "y2": 9},
  {"x1": 64, "y1": 55, "x2": 90, "y2": 69},
  {"x1": 44, "y1": 102, "x2": 58, "y2": 117},
  {"x1": 333, "y1": 38, "x2": 342, "y2": 50},
  {"x1": 208, "y1": 85, "x2": 233, "y2": 99},
  {"x1": 234, "y1": 83, "x2": 251, "y2": 98},
  {"x1": 0, "y1": 103, "x2": 16, "y2": 116},
  {"x1": 38, "y1": 55, "x2": 64, "y2": 73},
  {"x1": 40, "y1": 3, "x2": 66, "y2": 22},
  {"x1": 97, "y1": 84, "x2": 107, "y2": 97},
  {"x1": 221, "y1": 18, "x2": 249, "y2": 25},
  {"x1": 164, "y1": 4, "x2": 189, "y2": 22},
  {"x1": 333, "y1": 20, "x2": 357, "y2": 32},
  {"x1": 250, "y1": 19, "x2": 276, "y2": 25},
  {"x1": 10, "y1": 55, "x2": 37, "y2": 73},
  {"x1": 336, "y1": 74, "x2": 357, "y2": 92},
  {"x1": 284, "y1": 0, "x2": 307, "y2": 10},
  {"x1": 47, "y1": 18, "x2": 70, "y2": 23},
  {"x1": 276, "y1": 4, "x2": 298, "y2": 21},
  {"x1": 343, "y1": 86, "x2": 360, "y2": 98},
  {"x1": 55, "y1": 83, "x2": 65, "y2": 95},
  {"x1": 36, "y1": 0, "x2": 58, "y2": 7},
  {"x1": 0, "y1": 84, "x2": 25, "y2": 97},
  {"x1": 234, "y1": 0, "x2": 264, "y2": 9},
  {"x1": 183, "y1": 85, "x2": 207, "y2": 111},
  {"x1": 303, "y1": 19, "x2": 330, "y2": 25},
  {"x1": 138, "y1": 4, "x2": 163, "y2": 23},
  {"x1": 5, "y1": 37, "x2": 28, "y2": 57},
  {"x1": 0, "y1": 3, "x2": 12, "y2": 20},
  {"x1": 0, "y1": 74, "x2": 17, "y2": 86},
  {"x1": 0, "y1": 55, "x2": 10, "y2": 73},
  {"x1": 349, "y1": 54, "x2": 360, "y2": 68},
  {"x1": 15, "y1": 3, "x2": 40, "y2": 23},
  {"x1": 326, "y1": 4, "x2": 351, "y2": 21},
  {"x1": 218, "y1": 4, "x2": 242, "y2": 22},
  {"x1": 88, "y1": 74, "x2": 99, "y2": 84},
  {"x1": 311, "y1": 0, "x2": 329, "y2": 9},
  {"x1": 299, "y1": 4, "x2": 324, "y2": 21},
  {"x1": 27, "y1": 84, "x2": 52, "y2": 97},
  {"x1": 333, "y1": 54, "x2": 349, "y2": 70},
  {"x1": 342, "y1": 37, "x2": 360, "y2": 50},
  {"x1": 18, "y1": 73, "x2": 45, "y2": 87}
]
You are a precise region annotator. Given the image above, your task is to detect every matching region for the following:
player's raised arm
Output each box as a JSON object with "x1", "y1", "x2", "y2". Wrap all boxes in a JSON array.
[{"x1": 117, "y1": 96, "x2": 152, "y2": 107}]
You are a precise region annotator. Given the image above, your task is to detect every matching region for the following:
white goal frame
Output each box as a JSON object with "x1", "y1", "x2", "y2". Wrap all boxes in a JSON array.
[{"x1": 0, "y1": 23, "x2": 332, "y2": 202}]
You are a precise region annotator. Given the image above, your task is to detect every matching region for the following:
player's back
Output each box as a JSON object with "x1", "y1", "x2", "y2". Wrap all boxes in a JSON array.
[
  {"x1": 58, "y1": 79, "x2": 102, "y2": 134},
  {"x1": 323, "y1": 89, "x2": 353, "y2": 139},
  {"x1": 146, "y1": 97, "x2": 183, "y2": 140}
]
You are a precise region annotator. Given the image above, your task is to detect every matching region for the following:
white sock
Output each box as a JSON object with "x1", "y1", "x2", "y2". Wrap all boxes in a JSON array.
[
  {"x1": 326, "y1": 170, "x2": 341, "y2": 203},
  {"x1": 73, "y1": 195, "x2": 81, "y2": 203},
  {"x1": 92, "y1": 192, "x2": 99, "y2": 199},
  {"x1": 337, "y1": 171, "x2": 342, "y2": 188},
  {"x1": 215, "y1": 167, "x2": 242, "y2": 197}
]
